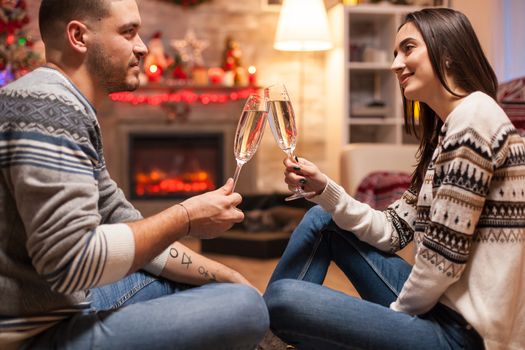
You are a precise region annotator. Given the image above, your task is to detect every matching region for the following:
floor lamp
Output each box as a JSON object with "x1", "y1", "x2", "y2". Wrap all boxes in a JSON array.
[{"x1": 273, "y1": 0, "x2": 333, "y2": 151}]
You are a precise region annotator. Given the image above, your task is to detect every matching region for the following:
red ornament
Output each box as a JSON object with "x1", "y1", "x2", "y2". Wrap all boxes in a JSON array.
[
  {"x1": 172, "y1": 66, "x2": 187, "y2": 80},
  {"x1": 208, "y1": 67, "x2": 224, "y2": 85},
  {"x1": 6, "y1": 34, "x2": 14, "y2": 45}
]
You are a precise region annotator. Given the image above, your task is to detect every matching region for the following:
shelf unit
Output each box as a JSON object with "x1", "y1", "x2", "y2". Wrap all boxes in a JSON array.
[{"x1": 324, "y1": 3, "x2": 423, "y2": 180}]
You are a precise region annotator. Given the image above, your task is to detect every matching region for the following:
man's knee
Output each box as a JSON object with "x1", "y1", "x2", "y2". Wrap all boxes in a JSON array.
[{"x1": 222, "y1": 284, "x2": 269, "y2": 332}]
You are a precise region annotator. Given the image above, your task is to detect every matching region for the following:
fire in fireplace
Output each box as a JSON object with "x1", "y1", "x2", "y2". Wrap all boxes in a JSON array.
[{"x1": 129, "y1": 133, "x2": 224, "y2": 199}]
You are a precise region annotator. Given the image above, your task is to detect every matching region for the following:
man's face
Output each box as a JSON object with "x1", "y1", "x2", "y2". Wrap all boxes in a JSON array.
[{"x1": 86, "y1": 0, "x2": 148, "y2": 93}]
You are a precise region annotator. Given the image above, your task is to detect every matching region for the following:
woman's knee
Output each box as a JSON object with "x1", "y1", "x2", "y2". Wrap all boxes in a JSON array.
[
  {"x1": 304, "y1": 205, "x2": 331, "y2": 223},
  {"x1": 264, "y1": 279, "x2": 315, "y2": 324},
  {"x1": 293, "y1": 205, "x2": 333, "y2": 235}
]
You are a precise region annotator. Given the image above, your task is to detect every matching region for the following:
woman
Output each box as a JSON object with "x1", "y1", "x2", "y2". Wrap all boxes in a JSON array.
[{"x1": 264, "y1": 8, "x2": 524, "y2": 350}]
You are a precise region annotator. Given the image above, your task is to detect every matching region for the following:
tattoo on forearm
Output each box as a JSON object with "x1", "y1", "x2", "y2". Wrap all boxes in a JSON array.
[
  {"x1": 181, "y1": 252, "x2": 192, "y2": 269},
  {"x1": 198, "y1": 266, "x2": 217, "y2": 282},
  {"x1": 169, "y1": 248, "x2": 179, "y2": 259}
]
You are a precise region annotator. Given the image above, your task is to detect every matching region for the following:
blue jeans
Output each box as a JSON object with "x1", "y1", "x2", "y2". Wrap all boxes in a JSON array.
[
  {"x1": 264, "y1": 206, "x2": 484, "y2": 350},
  {"x1": 24, "y1": 272, "x2": 269, "y2": 349}
]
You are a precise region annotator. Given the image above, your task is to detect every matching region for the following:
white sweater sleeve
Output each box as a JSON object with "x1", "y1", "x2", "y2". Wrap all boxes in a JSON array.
[{"x1": 309, "y1": 177, "x2": 415, "y2": 253}]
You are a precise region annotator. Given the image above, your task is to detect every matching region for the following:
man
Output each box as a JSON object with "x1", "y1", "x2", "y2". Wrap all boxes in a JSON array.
[{"x1": 0, "y1": 0, "x2": 269, "y2": 349}]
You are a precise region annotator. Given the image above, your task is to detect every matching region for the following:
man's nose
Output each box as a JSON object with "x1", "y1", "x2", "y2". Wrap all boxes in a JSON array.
[{"x1": 134, "y1": 35, "x2": 148, "y2": 58}]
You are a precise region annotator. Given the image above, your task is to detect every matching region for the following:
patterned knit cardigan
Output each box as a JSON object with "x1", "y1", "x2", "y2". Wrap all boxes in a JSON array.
[{"x1": 311, "y1": 92, "x2": 525, "y2": 350}]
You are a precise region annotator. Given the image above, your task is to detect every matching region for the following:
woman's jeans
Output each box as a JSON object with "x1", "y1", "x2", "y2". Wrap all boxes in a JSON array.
[
  {"x1": 24, "y1": 272, "x2": 269, "y2": 350},
  {"x1": 264, "y1": 206, "x2": 484, "y2": 350}
]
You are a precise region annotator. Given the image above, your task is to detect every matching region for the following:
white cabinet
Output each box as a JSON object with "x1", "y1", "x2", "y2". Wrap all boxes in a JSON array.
[{"x1": 325, "y1": 3, "x2": 422, "y2": 180}]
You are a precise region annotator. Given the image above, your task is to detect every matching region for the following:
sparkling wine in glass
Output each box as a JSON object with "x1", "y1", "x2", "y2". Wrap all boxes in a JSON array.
[
  {"x1": 232, "y1": 93, "x2": 268, "y2": 191},
  {"x1": 266, "y1": 84, "x2": 316, "y2": 201}
]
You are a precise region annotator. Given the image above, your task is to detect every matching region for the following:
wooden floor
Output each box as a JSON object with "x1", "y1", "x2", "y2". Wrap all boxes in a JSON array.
[{"x1": 181, "y1": 237, "x2": 359, "y2": 297}]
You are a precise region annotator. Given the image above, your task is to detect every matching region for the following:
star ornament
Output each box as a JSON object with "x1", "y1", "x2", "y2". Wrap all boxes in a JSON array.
[{"x1": 171, "y1": 30, "x2": 209, "y2": 68}]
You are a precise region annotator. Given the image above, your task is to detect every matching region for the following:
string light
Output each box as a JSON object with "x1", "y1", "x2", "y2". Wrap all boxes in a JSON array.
[{"x1": 110, "y1": 87, "x2": 257, "y2": 106}]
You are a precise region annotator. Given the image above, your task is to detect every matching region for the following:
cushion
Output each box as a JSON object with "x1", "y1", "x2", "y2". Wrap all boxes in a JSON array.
[
  {"x1": 497, "y1": 77, "x2": 525, "y2": 135},
  {"x1": 354, "y1": 171, "x2": 411, "y2": 210}
]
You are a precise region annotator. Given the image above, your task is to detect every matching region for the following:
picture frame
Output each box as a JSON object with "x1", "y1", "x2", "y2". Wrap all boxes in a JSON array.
[{"x1": 261, "y1": 0, "x2": 283, "y2": 12}]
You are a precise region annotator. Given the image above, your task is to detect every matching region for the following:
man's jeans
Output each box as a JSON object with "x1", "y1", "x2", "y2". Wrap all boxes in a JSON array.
[
  {"x1": 264, "y1": 206, "x2": 484, "y2": 350},
  {"x1": 25, "y1": 272, "x2": 269, "y2": 349}
]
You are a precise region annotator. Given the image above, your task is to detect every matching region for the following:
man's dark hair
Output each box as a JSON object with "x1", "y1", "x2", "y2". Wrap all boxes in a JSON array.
[{"x1": 39, "y1": 0, "x2": 112, "y2": 43}]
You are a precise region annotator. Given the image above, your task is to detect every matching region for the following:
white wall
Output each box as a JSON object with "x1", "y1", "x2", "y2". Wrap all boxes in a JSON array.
[
  {"x1": 452, "y1": 0, "x2": 504, "y2": 80},
  {"x1": 453, "y1": 0, "x2": 525, "y2": 83}
]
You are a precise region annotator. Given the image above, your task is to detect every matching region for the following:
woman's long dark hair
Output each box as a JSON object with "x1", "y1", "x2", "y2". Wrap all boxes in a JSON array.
[{"x1": 400, "y1": 8, "x2": 498, "y2": 193}]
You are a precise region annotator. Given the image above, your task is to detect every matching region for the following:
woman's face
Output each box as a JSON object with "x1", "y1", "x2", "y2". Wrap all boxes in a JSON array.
[{"x1": 391, "y1": 22, "x2": 441, "y2": 104}]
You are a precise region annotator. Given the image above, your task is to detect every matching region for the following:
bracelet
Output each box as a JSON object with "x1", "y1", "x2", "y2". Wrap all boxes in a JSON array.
[{"x1": 177, "y1": 203, "x2": 191, "y2": 236}]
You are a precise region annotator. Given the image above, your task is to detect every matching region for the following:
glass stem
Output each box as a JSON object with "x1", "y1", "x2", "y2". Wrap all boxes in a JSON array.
[
  {"x1": 232, "y1": 161, "x2": 244, "y2": 192},
  {"x1": 287, "y1": 150, "x2": 303, "y2": 193},
  {"x1": 286, "y1": 149, "x2": 295, "y2": 162}
]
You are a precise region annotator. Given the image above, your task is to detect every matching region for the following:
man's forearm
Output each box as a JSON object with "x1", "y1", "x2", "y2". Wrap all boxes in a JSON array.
[
  {"x1": 159, "y1": 241, "x2": 239, "y2": 286},
  {"x1": 126, "y1": 204, "x2": 189, "y2": 275}
]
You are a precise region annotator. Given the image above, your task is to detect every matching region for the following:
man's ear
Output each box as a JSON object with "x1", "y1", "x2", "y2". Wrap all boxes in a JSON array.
[{"x1": 66, "y1": 20, "x2": 89, "y2": 54}]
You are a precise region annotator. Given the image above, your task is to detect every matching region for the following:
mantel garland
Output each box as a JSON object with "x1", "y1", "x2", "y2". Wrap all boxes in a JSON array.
[
  {"x1": 161, "y1": 0, "x2": 211, "y2": 7},
  {"x1": 110, "y1": 87, "x2": 256, "y2": 106}
]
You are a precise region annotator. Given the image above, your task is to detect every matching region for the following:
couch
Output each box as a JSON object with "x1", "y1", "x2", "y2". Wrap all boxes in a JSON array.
[{"x1": 340, "y1": 143, "x2": 418, "y2": 197}]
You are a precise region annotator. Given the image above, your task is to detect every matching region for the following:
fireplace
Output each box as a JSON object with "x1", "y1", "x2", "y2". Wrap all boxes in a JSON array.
[
  {"x1": 100, "y1": 91, "x2": 259, "y2": 216},
  {"x1": 129, "y1": 133, "x2": 224, "y2": 199}
]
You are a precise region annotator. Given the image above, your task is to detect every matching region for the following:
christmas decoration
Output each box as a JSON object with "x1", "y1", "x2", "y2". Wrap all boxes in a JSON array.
[
  {"x1": 0, "y1": 0, "x2": 43, "y2": 86},
  {"x1": 221, "y1": 36, "x2": 249, "y2": 86},
  {"x1": 207, "y1": 67, "x2": 224, "y2": 85},
  {"x1": 161, "y1": 0, "x2": 211, "y2": 7},
  {"x1": 171, "y1": 30, "x2": 209, "y2": 69},
  {"x1": 166, "y1": 47, "x2": 188, "y2": 82},
  {"x1": 144, "y1": 31, "x2": 172, "y2": 82},
  {"x1": 221, "y1": 36, "x2": 242, "y2": 72},
  {"x1": 110, "y1": 87, "x2": 257, "y2": 106}
]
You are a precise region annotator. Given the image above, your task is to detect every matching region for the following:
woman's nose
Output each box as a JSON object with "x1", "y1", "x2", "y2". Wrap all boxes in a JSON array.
[{"x1": 391, "y1": 54, "x2": 405, "y2": 72}]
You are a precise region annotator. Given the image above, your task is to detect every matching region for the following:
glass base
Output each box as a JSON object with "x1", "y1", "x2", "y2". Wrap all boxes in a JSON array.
[{"x1": 284, "y1": 189, "x2": 317, "y2": 201}]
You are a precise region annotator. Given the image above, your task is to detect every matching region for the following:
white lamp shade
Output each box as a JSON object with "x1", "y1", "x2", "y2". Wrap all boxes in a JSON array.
[{"x1": 274, "y1": 0, "x2": 333, "y2": 52}]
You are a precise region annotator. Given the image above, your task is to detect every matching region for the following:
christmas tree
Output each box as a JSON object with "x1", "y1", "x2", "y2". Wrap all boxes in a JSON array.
[{"x1": 0, "y1": 0, "x2": 43, "y2": 86}]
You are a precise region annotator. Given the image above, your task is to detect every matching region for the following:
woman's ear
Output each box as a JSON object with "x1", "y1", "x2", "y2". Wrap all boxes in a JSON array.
[{"x1": 66, "y1": 20, "x2": 88, "y2": 54}]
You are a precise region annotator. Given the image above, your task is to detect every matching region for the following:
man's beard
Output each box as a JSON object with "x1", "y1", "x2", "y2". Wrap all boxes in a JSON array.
[{"x1": 87, "y1": 43, "x2": 140, "y2": 93}]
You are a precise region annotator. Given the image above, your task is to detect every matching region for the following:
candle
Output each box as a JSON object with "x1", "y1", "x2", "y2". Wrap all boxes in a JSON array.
[
  {"x1": 222, "y1": 71, "x2": 235, "y2": 87},
  {"x1": 192, "y1": 66, "x2": 208, "y2": 86},
  {"x1": 146, "y1": 64, "x2": 162, "y2": 82},
  {"x1": 248, "y1": 66, "x2": 257, "y2": 86}
]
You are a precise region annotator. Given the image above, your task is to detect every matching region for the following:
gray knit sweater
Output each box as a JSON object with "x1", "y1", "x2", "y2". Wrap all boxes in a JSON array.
[{"x1": 0, "y1": 68, "x2": 168, "y2": 345}]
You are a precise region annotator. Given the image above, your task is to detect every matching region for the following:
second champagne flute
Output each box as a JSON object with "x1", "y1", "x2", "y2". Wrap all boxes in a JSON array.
[
  {"x1": 265, "y1": 83, "x2": 316, "y2": 201},
  {"x1": 232, "y1": 93, "x2": 268, "y2": 191}
]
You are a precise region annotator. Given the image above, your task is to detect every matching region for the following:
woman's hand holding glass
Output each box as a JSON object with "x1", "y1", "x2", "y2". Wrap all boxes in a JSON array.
[{"x1": 283, "y1": 156, "x2": 327, "y2": 198}]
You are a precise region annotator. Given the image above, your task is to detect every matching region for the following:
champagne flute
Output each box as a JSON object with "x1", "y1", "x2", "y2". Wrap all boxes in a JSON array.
[
  {"x1": 265, "y1": 83, "x2": 316, "y2": 201},
  {"x1": 232, "y1": 93, "x2": 268, "y2": 191}
]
